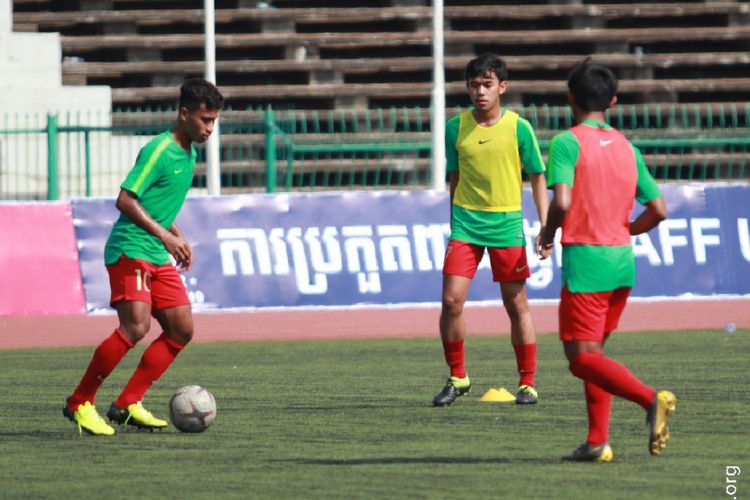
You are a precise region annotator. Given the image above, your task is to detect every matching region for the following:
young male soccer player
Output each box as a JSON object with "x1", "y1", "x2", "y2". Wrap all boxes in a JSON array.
[
  {"x1": 433, "y1": 53, "x2": 549, "y2": 407},
  {"x1": 538, "y1": 59, "x2": 676, "y2": 461},
  {"x1": 63, "y1": 78, "x2": 224, "y2": 435}
]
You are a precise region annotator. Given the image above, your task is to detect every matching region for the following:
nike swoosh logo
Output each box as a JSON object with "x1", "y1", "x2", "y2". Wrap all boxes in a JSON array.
[
  {"x1": 515, "y1": 265, "x2": 528, "y2": 273},
  {"x1": 478, "y1": 139, "x2": 492, "y2": 144},
  {"x1": 174, "y1": 168, "x2": 185, "y2": 174},
  {"x1": 599, "y1": 139, "x2": 613, "y2": 147}
]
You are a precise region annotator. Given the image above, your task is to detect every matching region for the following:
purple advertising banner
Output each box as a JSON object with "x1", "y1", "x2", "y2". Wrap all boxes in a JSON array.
[{"x1": 72, "y1": 184, "x2": 750, "y2": 312}]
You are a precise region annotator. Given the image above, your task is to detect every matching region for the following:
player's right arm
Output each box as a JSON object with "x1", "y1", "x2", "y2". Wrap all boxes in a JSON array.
[
  {"x1": 115, "y1": 189, "x2": 192, "y2": 265},
  {"x1": 445, "y1": 115, "x2": 461, "y2": 221},
  {"x1": 118, "y1": 135, "x2": 192, "y2": 265},
  {"x1": 539, "y1": 131, "x2": 578, "y2": 257}
]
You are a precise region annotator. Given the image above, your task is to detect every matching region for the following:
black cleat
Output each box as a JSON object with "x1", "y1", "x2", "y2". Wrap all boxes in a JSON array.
[
  {"x1": 563, "y1": 442, "x2": 614, "y2": 463},
  {"x1": 515, "y1": 385, "x2": 539, "y2": 405},
  {"x1": 432, "y1": 376, "x2": 471, "y2": 406},
  {"x1": 106, "y1": 402, "x2": 167, "y2": 431}
]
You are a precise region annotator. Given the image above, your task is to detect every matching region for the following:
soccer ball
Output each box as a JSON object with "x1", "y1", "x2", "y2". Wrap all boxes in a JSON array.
[{"x1": 169, "y1": 385, "x2": 216, "y2": 433}]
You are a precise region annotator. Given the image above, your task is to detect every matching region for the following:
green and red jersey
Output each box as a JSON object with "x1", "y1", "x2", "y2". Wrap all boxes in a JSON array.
[
  {"x1": 104, "y1": 130, "x2": 197, "y2": 265},
  {"x1": 547, "y1": 119, "x2": 661, "y2": 292},
  {"x1": 446, "y1": 109, "x2": 546, "y2": 247}
]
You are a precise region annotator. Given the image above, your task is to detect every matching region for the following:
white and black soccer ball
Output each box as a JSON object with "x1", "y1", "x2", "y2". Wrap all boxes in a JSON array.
[{"x1": 169, "y1": 385, "x2": 216, "y2": 433}]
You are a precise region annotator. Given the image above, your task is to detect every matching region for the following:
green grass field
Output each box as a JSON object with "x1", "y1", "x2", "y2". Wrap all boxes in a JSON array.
[{"x1": 0, "y1": 329, "x2": 747, "y2": 499}]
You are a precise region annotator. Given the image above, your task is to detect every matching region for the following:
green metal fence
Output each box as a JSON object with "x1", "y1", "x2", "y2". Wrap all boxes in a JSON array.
[{"x1": 1, "y1": 103, "x2": 748, "y2": 200}]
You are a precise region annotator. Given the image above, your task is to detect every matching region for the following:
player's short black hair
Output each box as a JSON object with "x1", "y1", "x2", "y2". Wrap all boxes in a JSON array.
[
  {"x1": 567, "y1": 58, "x2": 618, "y2": 112},
  {"x1": 179, "y1": 78, "x2": 225, "y2": 111},
  {"x1": 465, "y1": 53, "x2": 508, "y2": 82}
]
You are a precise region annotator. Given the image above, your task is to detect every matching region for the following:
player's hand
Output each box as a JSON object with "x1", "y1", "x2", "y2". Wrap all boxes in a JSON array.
[
  {"x1": 175, "y1": 243, "x2": 193, "y2": 272},
  {"x1": 162, "y1": 232, "x2": 193, "y2": 271},
  {"x1": 176, "y1": 255, "x2": 192, "y2": 272},
  {"x1": 535, "y1": 231, "x2": 553, "y2": 260}
]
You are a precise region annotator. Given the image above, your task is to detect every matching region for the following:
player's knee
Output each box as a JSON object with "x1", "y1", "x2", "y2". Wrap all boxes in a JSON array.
[
  {"x1": 171, "y1": 326, "x2": 194, "y2": 345},
  {"x1": 441, "y1": 293, "x2": 465, "y2": 317},
  {"x1": 120, "y1": 320, "x2": 150, "y2": 344}
]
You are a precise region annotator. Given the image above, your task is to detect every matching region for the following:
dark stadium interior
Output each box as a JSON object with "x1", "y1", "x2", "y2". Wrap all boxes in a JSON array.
[{"x1": 12, "y1": 0, "x2": 750, "y2": 110}]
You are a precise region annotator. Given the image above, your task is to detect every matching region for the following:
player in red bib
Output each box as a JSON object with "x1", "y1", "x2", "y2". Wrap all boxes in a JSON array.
[
  {"x1": 63, "y1": 79, "x2": 224, "y2": 435},
  {"x1": 539, "y1": 59, "x2": 676, "y2": 462}
]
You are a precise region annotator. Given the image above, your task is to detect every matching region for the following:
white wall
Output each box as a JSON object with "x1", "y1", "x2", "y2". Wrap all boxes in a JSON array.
[
  {"x1": 0, "y1": 0, "x2": 110, "y2": 117},
  {"x1": 0, "y1": 0, "x2": 146, "y2": 199}
]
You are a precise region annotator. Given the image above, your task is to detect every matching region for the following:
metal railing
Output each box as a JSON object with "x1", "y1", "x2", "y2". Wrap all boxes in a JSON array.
[{"x1": 1, "y1": 103, "x2": 748, "y2": 200}]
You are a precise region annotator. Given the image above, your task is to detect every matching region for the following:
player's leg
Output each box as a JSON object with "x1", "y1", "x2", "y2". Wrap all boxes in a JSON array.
[
  {"x1": 605, "y1": 289, "x2": 676, "y2": 455},
  {"x1": 563, "y1": 287, "x2": 676, "y2": 457},
  {"x1": 433, "y1": 240, "x2": 480, "y2": 406},
  {"x1": 440, "y1": 274, "x2": 472, "y2": 369},
  {"x1": 490, "y1": 247, "x2": 538, "y2": 404},
  {"x1": 64, "y1": 257, "x2": 153, "y2": 435},
  {"x1": 108, "y1": 264, "x2": 191, "y2": 430}
]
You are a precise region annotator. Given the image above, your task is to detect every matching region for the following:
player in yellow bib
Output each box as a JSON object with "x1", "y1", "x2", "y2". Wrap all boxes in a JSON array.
[{"x1": 433, "y1": 54, "x2": 550, "y2": 406}]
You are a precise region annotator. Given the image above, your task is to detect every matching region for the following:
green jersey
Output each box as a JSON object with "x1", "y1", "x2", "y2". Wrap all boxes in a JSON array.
[{"x1": 104, "y1": 131, "x2": 197, "y2": 265}]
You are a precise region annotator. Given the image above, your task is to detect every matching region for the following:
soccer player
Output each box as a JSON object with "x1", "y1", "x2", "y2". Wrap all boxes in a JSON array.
[
  {"x1": 432, "y1": 54, "x2": 549, "y2": 407},
  {"x1": 63, "y1": 78, "x2": 224, "y2": 435},
  {"x1": 538, "y1": 59, "x2": 676, "y2": 462}
]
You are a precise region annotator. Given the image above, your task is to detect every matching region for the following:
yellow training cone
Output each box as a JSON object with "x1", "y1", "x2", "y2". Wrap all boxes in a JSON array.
[{"x1": 480, "y1": 387, "x2": 516, "y2": 403}]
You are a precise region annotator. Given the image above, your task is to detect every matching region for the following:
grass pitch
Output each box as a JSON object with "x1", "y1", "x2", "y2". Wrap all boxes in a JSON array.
[{"x1": 0, "y1": 328, "x2": 747, "y2": 499}]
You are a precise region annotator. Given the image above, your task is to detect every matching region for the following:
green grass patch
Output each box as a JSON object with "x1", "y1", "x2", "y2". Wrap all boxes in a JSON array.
[{"x1": 0, "y1": 329, "x2": 747, "y2": 499}]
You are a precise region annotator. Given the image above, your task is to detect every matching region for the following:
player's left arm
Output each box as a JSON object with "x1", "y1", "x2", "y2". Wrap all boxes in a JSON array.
[
  {"x1": 629, "y1": 145, "x2": 667, "y2": 236},
  {"x1": 517, "y1": 117, "x2": 550, "y2": 257}
]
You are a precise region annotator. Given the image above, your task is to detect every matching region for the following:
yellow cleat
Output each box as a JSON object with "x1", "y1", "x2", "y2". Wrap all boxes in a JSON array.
[
  {"x1": 563, "y1": 442, "x2": 614, "y2": 463},
  {"x1": 107, "y1": 401, "x2": 168, "y2": 430},
  {"x1": 63, "y1": 401, "x2": 116, "y2": 436},
  {"x1": 647, "y1": 390, "x2": 677, "y2": 456}
]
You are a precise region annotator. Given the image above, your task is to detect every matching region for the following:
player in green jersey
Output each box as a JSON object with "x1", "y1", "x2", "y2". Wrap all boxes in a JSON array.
[
  {"x1": 433, "y1": 54, "x2": 550, "y2": 407},
  {"x1": 64, "y1": 78, "x2": 224, "y2": 435},
  {"x1": 539, "y1": 59, "x2": 675, "y2": 462}
]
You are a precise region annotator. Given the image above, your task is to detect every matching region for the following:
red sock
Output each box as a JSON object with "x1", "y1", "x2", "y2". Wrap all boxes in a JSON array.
[
  {"x1": 584, "y1": 381, "x2": 612, "y2": 445},
  {"x1": 115, "y1": 333, "x2": 184, "y2": 408},
  {"x1": 442, "y1": 340, "x2": 466, "y2": 378},
  {"x1": 68, "y1": 329, "x2": 133, "y2": 410},
  {"x1": 569, "y1": 352, "x2": 655, "y2": 410},
  {"x1": 513, "y1": 343, "x2": 537, "y2": 387}
]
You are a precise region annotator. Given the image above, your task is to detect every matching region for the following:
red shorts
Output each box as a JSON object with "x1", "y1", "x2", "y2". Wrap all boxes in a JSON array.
[
  {"x1": 442, "y1": 240, "x2": 530, "y2": 282},
  {"x1": 107, "y1": 255, "x2": 190, "y2": 310},
  {"x1": 559, "y1": 286, "x2": 630, "y2": 342}
]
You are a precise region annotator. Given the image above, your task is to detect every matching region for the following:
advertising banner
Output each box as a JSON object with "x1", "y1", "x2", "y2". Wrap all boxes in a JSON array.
[
  {"x1": 72, "y1": 184, "x2": 750, "y2": 312},
  {"x1": 0, "y1": 202, "x2": 86, "y2": 315}
]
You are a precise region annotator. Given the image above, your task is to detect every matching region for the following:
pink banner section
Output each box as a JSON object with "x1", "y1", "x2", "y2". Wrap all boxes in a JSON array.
[{"x1": 0, "y1": 202, "x2": 86, "y2": 315}]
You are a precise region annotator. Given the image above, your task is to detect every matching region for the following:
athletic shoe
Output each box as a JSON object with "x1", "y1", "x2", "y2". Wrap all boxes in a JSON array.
[
  {"x1": 432, "y1": 376, "x2": 471, "y2": 406},
  {"x1": 647, "y1": 390, "x2": 677, "y2": 456},
  {"x1": 107, "y1": 401, "x2": 168, "y2": 430},
  {"x1": 515, "y1": 385, "x2": 539, "y2": 405},
  {"x1": 563, "y1": 442, "x2": 614, "y2": 463},
  {"x1": 63, "y1": 400, "x2": 116, "y2": 436}
]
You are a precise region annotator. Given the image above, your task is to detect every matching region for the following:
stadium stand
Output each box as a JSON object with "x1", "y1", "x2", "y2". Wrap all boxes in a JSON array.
[
  {"x1": 6, "y1": 0, "x2": 749, "y2": 194},
  {"x1": 11, "y1": 1, "x2": 750, "y2": 109}
]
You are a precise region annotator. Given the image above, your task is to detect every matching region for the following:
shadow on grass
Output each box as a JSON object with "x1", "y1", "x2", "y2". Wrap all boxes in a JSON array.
[
  {"x1": 0, "y1": 430, "x2": 89, "y2": 440},
  {"x1": 275, "y1": 456, "x2": 558, "y2": 466}
]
